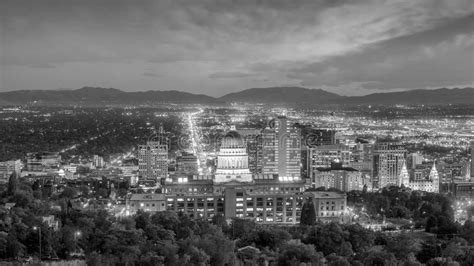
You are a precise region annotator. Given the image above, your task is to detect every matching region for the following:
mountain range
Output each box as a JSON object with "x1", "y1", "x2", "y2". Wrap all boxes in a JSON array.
[{"x1": 0, "y1": 86, "x2": 473, "y2": 106}]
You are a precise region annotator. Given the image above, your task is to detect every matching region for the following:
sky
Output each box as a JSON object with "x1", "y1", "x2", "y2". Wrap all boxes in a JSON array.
[{"x1": 1, "y1": 0, "x2": 473, "y2": 96}]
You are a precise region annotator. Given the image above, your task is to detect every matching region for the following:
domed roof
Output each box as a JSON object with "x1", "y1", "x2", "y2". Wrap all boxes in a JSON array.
[{"x1": 221, "y1": 131, "x2": 245, "y2": 148}]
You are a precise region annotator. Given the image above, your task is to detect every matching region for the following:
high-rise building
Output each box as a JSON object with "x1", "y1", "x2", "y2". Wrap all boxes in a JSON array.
[
  {"x1": 237, "y1": 129, "x2": 262, "y2": 174},
  {"x1": 373, "y1": 142, "x2": 407, "y2": 188},
  {"x1": 300, "y1": 128, "x2": 338, "y2": 178},
  {"x1": 261, "y1": 117, "x2": 301, "y2": 178},
  {"x1": 138, "y1": 141, "x2": 168, "y2": 181},
  {"x1": 93, "y1": 155, "x2": 104, "y2": 168}
]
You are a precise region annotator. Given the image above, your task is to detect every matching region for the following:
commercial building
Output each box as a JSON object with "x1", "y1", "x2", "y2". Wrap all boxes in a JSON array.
[
  {"x1": 26, "y1": 152, "x2": 61, "y2": 172},
  {"x1": 176, "y1": 152, "x2": 198, "y2": 175},
  {"x1": 93, "y1": 155, "x2": 105, "y2": 168},
  {"x1": 261, "y1": 116, "x2": 301, "y2": 178},
  {"x1": 311, "y1": 162, "x2": 371, "y2": 191},
  {"x1": 237, "y1": 129, "x2": 262, "y2": 174},
  {"x1": 307, "y1": 144, "x2": 352, "y2": 180},
  {"x1": 373, "y1": 142, "x2": 406, "y2": 188},
  {"x1": 138, "y1": 141, "x2": 168, "y2": 181}
]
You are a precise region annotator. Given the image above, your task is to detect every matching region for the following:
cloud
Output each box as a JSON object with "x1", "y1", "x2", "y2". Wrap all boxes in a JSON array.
[
  {"x1": 143, "y1": 72, "x2": 164, "y2": 78},
  {"x1": 209, "y1": 72, "x2": 258, "y2": 79},
  {"x1": 1, "y1": 0, "x2": 473, "y2": 95},
  {"x1": 285, "y1": 14, "x2": 474, "y2": 91}
]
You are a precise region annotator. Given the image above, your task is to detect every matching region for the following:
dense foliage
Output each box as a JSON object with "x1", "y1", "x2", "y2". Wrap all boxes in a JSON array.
[{"x1": 1, "y1": 177, "x2": 473, "y2": 265}]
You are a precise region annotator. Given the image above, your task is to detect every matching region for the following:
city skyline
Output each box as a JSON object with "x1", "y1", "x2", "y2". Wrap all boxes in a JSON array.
[{"x1": 1, "y1": 0, "x2": 473, "y2": 96}]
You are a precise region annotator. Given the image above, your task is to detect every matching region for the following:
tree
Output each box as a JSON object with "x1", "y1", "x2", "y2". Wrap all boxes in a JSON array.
[
  {"x1": 277, "y1": 241, "x2": 324, "y2": 266},
  {"x1": 7, "y1": 172, "x2": 18, "y2": 196},
  {"x1": 385, "y1": 233, "x2": 420, "y2": 260},
  {"x1": 300, "y1": 199, "x2": 316, "y2": 226},
  {"x1": 363, "y1": 250, "x2": 398, "y2": 266}
]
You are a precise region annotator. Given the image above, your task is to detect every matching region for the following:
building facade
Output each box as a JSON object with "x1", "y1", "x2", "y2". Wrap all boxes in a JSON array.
[
  {"x1": 373, "y1": 142, "x2": 407, "y2": 188},
  {"x1": 261, "y1": 117, "x2": 301, "y2": 178},
  {"x1": 138, "y1": 141, "x2": 168, "y2": 181},
  {"x1": 401, "y1": 162, "x2": 439, "y2": 193},
  {"x1": 214, "y1": 131, "x2": 253, "y2": 183},
  {"x1": 126, "y1": 193, "x2": 167, "y2": 214}
]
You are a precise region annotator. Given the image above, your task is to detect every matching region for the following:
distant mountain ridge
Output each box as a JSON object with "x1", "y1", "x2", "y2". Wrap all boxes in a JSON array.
[
  {"x1": 218, "y1": 87, "x2": 344, "y2": 103},
  {"x1": 0, "y1": 87, "x2": 218, "y2": 105},
  {"x1": 0, "y1": 86, "x2": 473, "y2": 105}
]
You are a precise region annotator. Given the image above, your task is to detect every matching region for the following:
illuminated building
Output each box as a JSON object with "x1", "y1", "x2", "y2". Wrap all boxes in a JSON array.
[
  {"x1": 162, "y1": 131, "x2": 308, "y2": 224},
  {"x1": 307, "y1": 144, "x2": 352, "y2": 180},
  {"x1": 312, "y1": 161, "x2": 371, "y2": 191},
  {"x1": 261, "y1": 116, "x2": 301, "y2": 178},
  {"x1": 237, "y1": 129, "x2": 261, "y2": 174},
  {"x1": 138, "y1": 141, "x2": 168, "y2": 181},
  {"x1": 402, "y1": 162, "x2": 439, "y2": 193},
  {"x1": 126, "y1": 194, "x2": 167, "y2": 214},
  {"x1": 373, "y1": 142, "x2": 406, "y2": 188},
  {"x1": 214, "y1": 131, "x2": 252, "y2": 183},
  {"x1": 93, "y1": 155, "x2": 104, "y2": 168}
]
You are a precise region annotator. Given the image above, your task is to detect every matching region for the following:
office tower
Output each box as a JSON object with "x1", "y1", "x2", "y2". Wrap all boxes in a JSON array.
[
  {"x1": 237, "y1": 129, "x2": 262, "y2": 174},
  {"x1": 261, "y1": 117, "x2": 301, "y2": 178},
  {"x1": 214, "y1": 131, "x2": 252, "y2": 183},
  {"x1": 138, "y1": 141, "x2": 168, "y2": 181},
  {"x1": 373, "y1": 142, "x2": 407, "y2": 188},
  {"x1": 300, "y1": 127, "x2": 337, "y2": 177},
  {"x1": 93, "y1": 155, "x2": 104, "y2": 168}
]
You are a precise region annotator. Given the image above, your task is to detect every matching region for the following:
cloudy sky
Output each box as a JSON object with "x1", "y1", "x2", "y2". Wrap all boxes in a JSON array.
[{"x1": 1, "y1": 0, "x2": 473, "y2": 96}]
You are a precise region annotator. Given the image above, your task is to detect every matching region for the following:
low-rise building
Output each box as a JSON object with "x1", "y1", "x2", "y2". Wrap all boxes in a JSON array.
[
  {"x1": 304, "y1": 191, "x2": 349, "y2": 223},
  {"x1": 126, "y1": 193, "x2": 167, "y2": 214}
]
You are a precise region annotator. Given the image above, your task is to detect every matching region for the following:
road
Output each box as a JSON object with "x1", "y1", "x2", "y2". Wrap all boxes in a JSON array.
[{"x1": 187, "y1": 108, "x2": 208, "y2": 174}]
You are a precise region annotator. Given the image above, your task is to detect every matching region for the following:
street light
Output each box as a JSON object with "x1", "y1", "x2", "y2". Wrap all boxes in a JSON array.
[
  {"x1": 32, "y1": 226, "x2": 41, "y2": 261},
  {"x1": 74, "y1": 231, "x2": 82, "y2": 252}
]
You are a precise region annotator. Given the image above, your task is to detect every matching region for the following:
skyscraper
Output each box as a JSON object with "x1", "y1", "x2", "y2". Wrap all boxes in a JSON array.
[
  {"x1": 138, "y1": 141, "x2": 168, "y2": 181},
  {"x1": 261, "y1": 116, "x2": 301, "y2": 178},
  {"x1": 373, "y1": 142, "x2": 407, "y2": 188}
]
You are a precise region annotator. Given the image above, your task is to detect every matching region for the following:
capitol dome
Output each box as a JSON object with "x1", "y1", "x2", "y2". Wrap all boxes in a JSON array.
[{"x1": 221, "y1": 131, "x2": 245, "y2": 148}]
